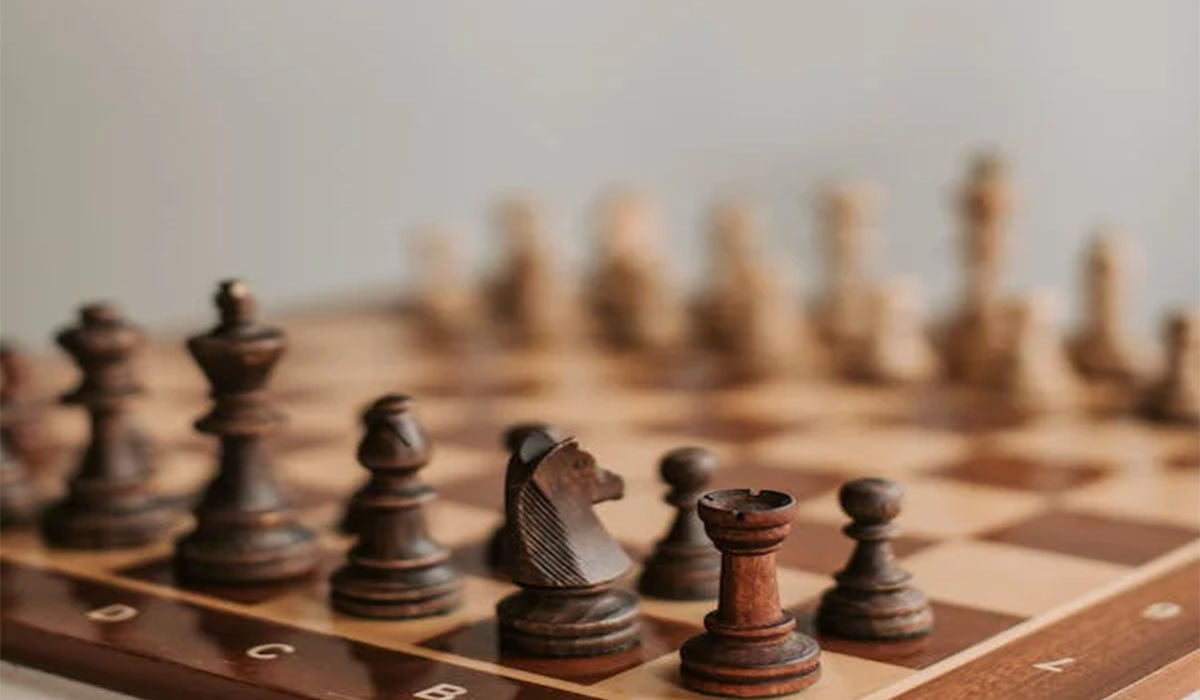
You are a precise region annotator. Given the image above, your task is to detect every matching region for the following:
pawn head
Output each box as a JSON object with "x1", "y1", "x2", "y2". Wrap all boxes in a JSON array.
[
  {"x1": 357, "y1": 393, "x2": 431, "y2": 471},
  {"x1": 659, "y1": 446, "x2": 716, "y2": 491},
  {"x1": 80, "y1": 302, "x2": 121, "y2": 326},
  {"x1": 215, "y1": 279, "x2": 256, "y2": 326},
  {"x1": 839, "y1": 477, "x2": 903, "y2": 524}
]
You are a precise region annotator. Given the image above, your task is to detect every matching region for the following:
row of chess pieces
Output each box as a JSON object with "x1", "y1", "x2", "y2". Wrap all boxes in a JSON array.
[
  {"x1": 410, "y1": 153, "x2": 1199, "y2": 425},
  {"x1": 1, "y1": 279, "x2": 912, "y2": 697}
]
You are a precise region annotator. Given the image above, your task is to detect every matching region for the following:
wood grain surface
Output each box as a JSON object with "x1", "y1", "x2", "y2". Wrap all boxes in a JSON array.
[{"x1": 894, "y1": 557, "x2": 1200, "y2": 700}]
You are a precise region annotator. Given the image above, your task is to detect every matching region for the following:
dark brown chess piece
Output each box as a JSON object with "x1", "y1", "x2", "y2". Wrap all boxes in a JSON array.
[
  {"x1": 41, "y1": 304, "x2": 178, "y2": 548},
  {"x1": 485, "y1": 421, "x2": 564, "y2": 571},
  {"x1": 495, "y1": 432, "x2": 639, "y2": 657},
  {"x1": 637, "y1": 447, "x2": 720, "y2": 600},
  {"x1": 174, "y1": 280, "x2": 318, "y2": 584},
  {"x1": 817, "y1": 478, "x2": 933, "y2": 640},
  {"x1": 331, "y1": 394, "x2": 462, "y2": 618},
  {"x1": 680, "y1": 489, "x2": 820, "y2": 697}
]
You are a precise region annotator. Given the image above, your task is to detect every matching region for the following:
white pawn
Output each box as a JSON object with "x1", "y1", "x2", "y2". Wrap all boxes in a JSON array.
[
  {"x1": 848, "y1": 278, "x2": 939, "y2": 384},
  {"x1": 486, "y1": 197, "x2": 560, "y2": 348},
  {"x1": 694, "y1": 202, "x2": 800, "y2": 381},
  {"x1": 991, "y1": 290, "x2": 1081, "y2": 417},
  {"x1": 1144, "y1": 310, "x2": 1200, "y2": 425},
  {"x1": 1068, "y1": 231, "x2": 1146, "y2": 385},
  {"x1": 408, "y1": 232, "x2": 478, "y2": 346}
]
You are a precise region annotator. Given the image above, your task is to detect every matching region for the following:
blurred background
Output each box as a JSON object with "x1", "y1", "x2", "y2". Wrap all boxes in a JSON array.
[{"x1": 2, "y1": 0, "x2": 1197, "y2": 346}]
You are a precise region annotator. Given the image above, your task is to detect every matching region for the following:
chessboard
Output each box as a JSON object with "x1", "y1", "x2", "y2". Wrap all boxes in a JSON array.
[{"x1": 2, "y1": 306, "x2": 1198, "y2": 700}]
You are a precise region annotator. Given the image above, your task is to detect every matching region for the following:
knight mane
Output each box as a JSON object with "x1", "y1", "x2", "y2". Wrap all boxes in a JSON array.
[
  {"x1": 505, "y1": 437, "x2": 630, "y2": 587},
  {"x1": 514, "y1": 479, "x2": 588, "y2": 586}
]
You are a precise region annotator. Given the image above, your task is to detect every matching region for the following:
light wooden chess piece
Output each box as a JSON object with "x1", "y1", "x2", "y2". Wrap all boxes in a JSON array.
[
  {"x1": 990, "y1": 290, "x2": 1081, "y2": 418},
  {"x1": 1068, "y1": 231, "x2": 1145, "y2": 387},
  {"x1": 1143, "y1": 310, "x2": 1200, "y2": 425},
  {"x1": 408, "y1": 231, "x2": 479, "y2": 346},
  {"x1": 846, "y1": 277, "x2": 939, "y2": 384},
  {"x1": 486, "y1": 197, "x2": 559, "y2": 348},
  {"x1": 694, "y1": 201, "x2": 799, "y2": 381},
  {"x1": 942, "y1": 154, "x2": 1013, "y2": 385},
  {"x1": 815, "y1": 182, "x2": 875, "y2": 353},
  {"x1": 586, "y1": 189, "x2": 680, "y2": 351}
]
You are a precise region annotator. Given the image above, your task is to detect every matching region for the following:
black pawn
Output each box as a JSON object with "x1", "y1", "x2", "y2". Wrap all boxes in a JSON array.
[
  {"x1": 638, "y1": 447, "x2": 721, "y2": 600},
  {"x1": 331, "y1": 394, "x2": 462, "y2": 618},
  {"x1": 174, "y1": 280, "x2": 318, "y2": 584},
  {"x1": 485, "y1": 422, "x2": 564, "y2": 572},
  {"x1": 41, "y1": 304, "x2": 178, "y2": 548},
  {"x1": 816, "y1": 478, "x2": 933, "y2": 640}
]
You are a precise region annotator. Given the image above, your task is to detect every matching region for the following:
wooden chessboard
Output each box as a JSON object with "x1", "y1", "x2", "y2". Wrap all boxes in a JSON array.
[{"x1": 2, "y1": 307, "x2": 1198, "y2": 700}]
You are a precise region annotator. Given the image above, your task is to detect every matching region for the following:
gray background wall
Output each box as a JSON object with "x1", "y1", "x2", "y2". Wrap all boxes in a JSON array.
[{"x1": 2, "y1": 0, "x2": 1197, "y2": 347}]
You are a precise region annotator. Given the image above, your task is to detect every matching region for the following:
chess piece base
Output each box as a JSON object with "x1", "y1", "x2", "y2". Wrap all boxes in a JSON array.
[
  {"x1": 638, "y1": 544, "x2": 720, "y2": 601},
  {"x1": 330, "y1": 561, "x2": 462, "y2": 619},
  {"x1": 40, "y1": 497, "x2": 176, "y2": 549},
  {"x1": 497, "y1": 584, "x2": 640, "y2": 657},
  {"x1": 680, "y1": 614, "x2": 821, "y2": 698},
  {"x1": 174, "y1": 524, "x2": 318, "y2": 584},
  {"x1": 816, "y1": 586, "x2": 934, "y2": 640}
]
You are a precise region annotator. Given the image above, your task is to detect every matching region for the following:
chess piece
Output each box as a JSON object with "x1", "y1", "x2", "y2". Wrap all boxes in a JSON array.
[
  {"x1": 1143, "y1": 310, "x2": 1200, "y2": 425},
  {"x1": 942, "y1": 154, "x2": 1013, "y2": 384},
  {"x1": 587, "y1": 189, "x2": 679, "y2": 351},
  {"x1": 637, "y1": 447, "x2": 720, "y2": 600},
  {"x1": 1068, "y1": 232, "x2": 1145, "y2": 385},
  {"x1": 41, "y1": 304, "x2": 178, "y2": 548},
  {"x1": 845, "y1": 278, "x2": 939, "y2": 384},
  {"x1": 0, "y1": 343, "x2": 52, "y2": 469},
  {"x1": 486, "y1": 197, "x2": 559, "y2": 347},
  {"x1": 408, "y1": 232, "x2": 479, "y2": 347},
  {"x1": 693, "y1": 201, "x2": 799, "y2": 381},
  {"x1": 495, "y1": 432, "x2": 639, "y2": 657},
  {"x1": 174, "y1": 280, "x2": 319, "y2": 584},
  {"x1": 815, "y1": 183, "x2": 874, "y2": 351},
  {"x1": 680, "y1": 489, "x2": 821, "y2": 697},
  {"x1": 486, "y1": 421, "x2": 565, "y2": 571},
  {"x1": 817, "y1": 478, "x2": 932, "y2": 640},
  {"x1": 331, "y1": 394, "x2": 462, "y2": 618},
  {"x1": 990, "y1": 291, "x2": 1081, "y2": 417},
  {"x1": 0, "y1": 433, "x2": 37, "y2": 529}
]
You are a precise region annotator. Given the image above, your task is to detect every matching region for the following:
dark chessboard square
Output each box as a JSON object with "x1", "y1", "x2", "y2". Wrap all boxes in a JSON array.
[
  {"x1": 873, "y1": 387, "x2": 1025, "y2": 433},
  {"x1": 642, "y1": 413, "x2": 801, "y2": 445},
  {"x1": 116, "y1": 555, "x2": 332, "y2": 606},
  {"x1": 776, "y1": 518, "x2": 937, "y2": 576},
  {"x1": 709, "y1": 461, "x2": 845, "y2": 504},
  {"x1": 789, "y1": 599, "x2": 1024, "y2": 669},
  {"x1": 419, "y1": 614, "x2": 701, "y2": 685},
  {"x1": 1166, "y1": 449, "x2": 1199, "y2": 471},
  {"x1": 980, "y1": 509, "x2": 1199, "y2": 566},
  {"x1": 931, "y1": 451, "x2": 1111, "y2": 493}
]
